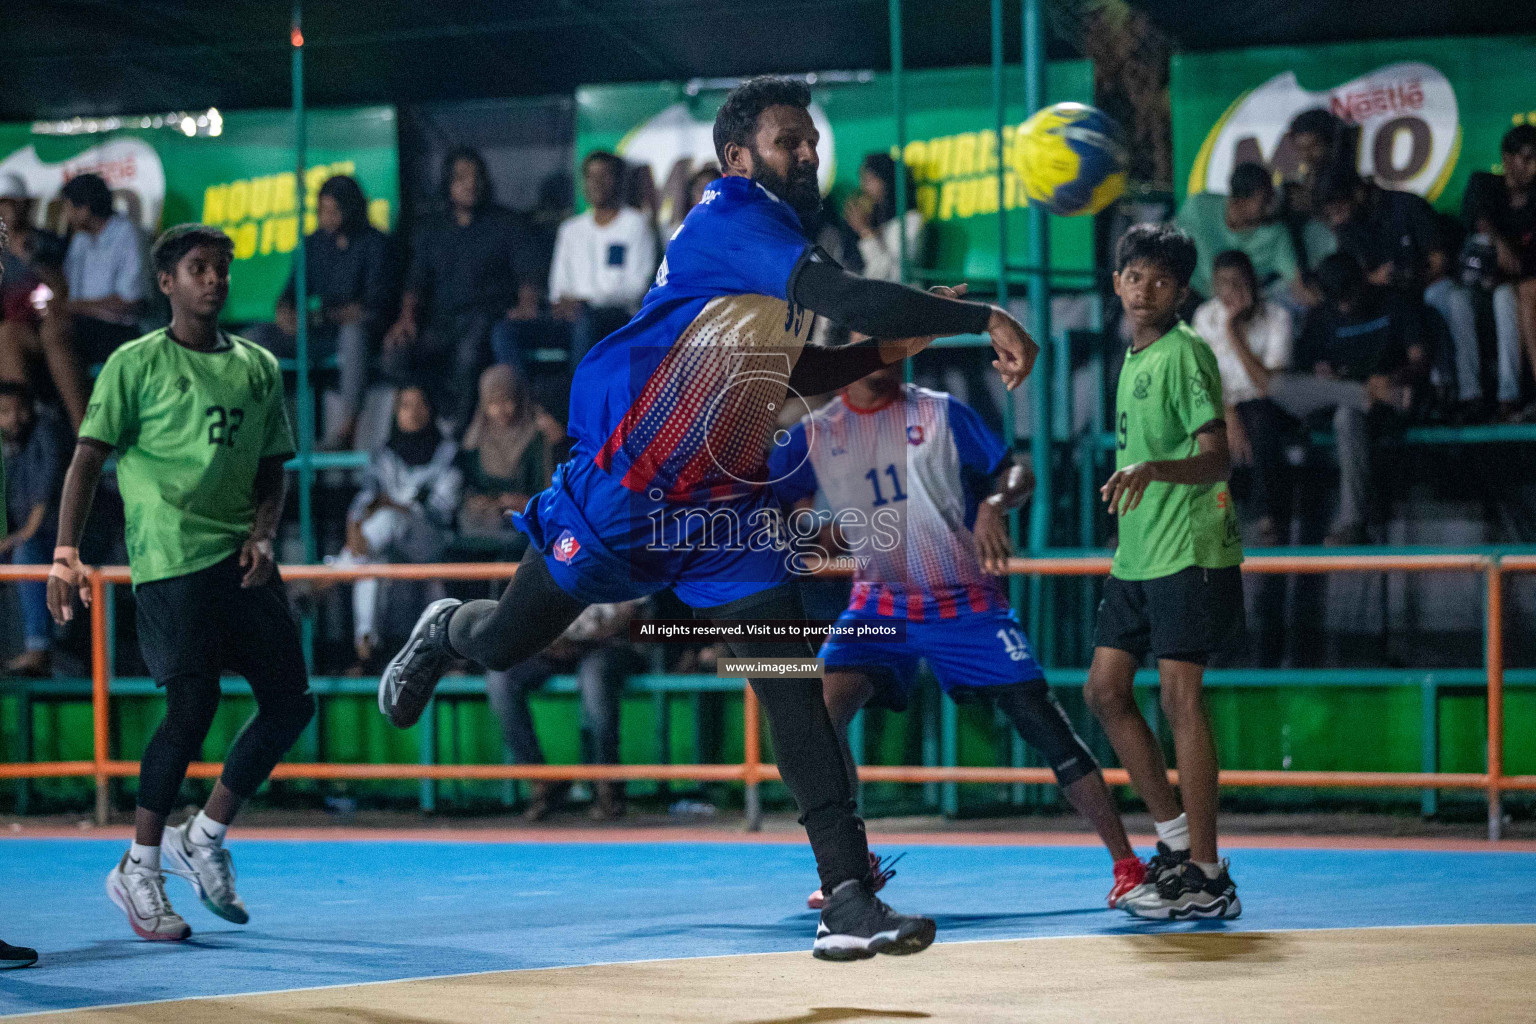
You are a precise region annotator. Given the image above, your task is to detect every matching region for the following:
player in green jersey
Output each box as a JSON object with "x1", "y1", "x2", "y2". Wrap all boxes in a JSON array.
[
  {"x1": 1086, "y1": 223, "x2": 1245, "y2": 921},
  {"x1": 48, "y1": 225, "x2": 314, "y2": 942}
]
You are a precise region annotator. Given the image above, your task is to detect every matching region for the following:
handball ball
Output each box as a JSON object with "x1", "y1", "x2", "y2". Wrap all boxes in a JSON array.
[{"x1": 1014, "y1": 102, "x2": 1127, "y2": 217}]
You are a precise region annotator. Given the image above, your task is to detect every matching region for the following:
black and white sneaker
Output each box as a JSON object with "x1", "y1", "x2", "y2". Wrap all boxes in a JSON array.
[
  {"x1": 1123, "y1": 859, "x2": 1241, "y2": 920},
  {"x1": 378, "y1": 598, "x2": 462, "y2": 728},
  {"x1": 1113, "y1": 840, "x2": 1190, "y2": 910},
  {"x1": 812, "y1": 879, "x2": 937, "y2": 962},
  {"x1": 0, "y1": 941, "x2": 37, "y2": 969}
]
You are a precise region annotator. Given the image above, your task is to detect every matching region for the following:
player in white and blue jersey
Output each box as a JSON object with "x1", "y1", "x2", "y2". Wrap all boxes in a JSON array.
[
  {"x1": 378, "y1": 77, "x2": 1040, "y2": 961},
  {"x1": 769, "y1": 365, "x2": 1146, "y2": 909}
]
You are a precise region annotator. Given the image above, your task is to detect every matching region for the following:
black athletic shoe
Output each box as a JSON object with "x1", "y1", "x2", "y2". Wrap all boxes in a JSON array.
[
  {"x1": 0, "y1": 941, "x2": 38, "y2": 969},
  {"x1": 1123, "y1": 859, "x2": 1241, "y2": 920},
  {"x1": 378, "y1": 598, "x2": 462, "y2": 728},
  {"x1": 1114, "y1": 840, "x2": 1190, "y2": 910},
  {"x1": 812, "y1": 879, "x2": 937, "y2": 962}
]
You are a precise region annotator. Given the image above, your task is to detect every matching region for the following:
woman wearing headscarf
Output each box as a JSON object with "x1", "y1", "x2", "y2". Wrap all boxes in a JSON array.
[
  {"x1": 337, "y1": 385, "x2": 460, "y2": 667},
  {"x1": 456, "y1": 365, "x2": 559, "y2": 550}
]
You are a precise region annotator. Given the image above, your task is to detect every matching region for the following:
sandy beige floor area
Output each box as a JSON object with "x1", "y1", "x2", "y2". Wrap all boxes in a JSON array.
[{"x1": 22, "y1": 925, "x2": 1534, "y2": 1024}]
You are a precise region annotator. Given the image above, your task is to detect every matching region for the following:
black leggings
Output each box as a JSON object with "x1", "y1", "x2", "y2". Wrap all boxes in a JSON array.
[
  {"x1": 136, "y1": 557, "x2": 315, "y2": 815},
  {"x1": 448, "y1": 551, "x2": 872, "y2": 893}
]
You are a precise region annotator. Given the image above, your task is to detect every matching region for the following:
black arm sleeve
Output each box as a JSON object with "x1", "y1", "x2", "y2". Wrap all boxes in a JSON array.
[
  {"x1": 789, "y1": 251, "x2": 992, "y2": 340},
  {"x1": 787, "y1": 343, "x2": 888, "y2": 396}
]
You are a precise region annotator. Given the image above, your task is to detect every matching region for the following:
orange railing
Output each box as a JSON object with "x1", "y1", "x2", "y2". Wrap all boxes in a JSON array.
[{"x1": 0, "y1": 553, "x2": 1530, "y2": 839}]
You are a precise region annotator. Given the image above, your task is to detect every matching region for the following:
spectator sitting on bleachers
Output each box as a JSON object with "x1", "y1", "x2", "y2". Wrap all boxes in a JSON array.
[
  {"x1": 1176, "y1": 161, "x2": 1301, "y2": 304},
  {"x1": 486, "y1": 599, "x2": 644, "y2": 822},
  {"x1": 456, "y1": 365, "x2": 561, "y2": 553},
  {"x1": 842, "y1": 153, "x2": 925, "y2": 284},
  {"x1": 1252, "y1": 253, "x2": 1420, "y2": 545},
  {"x1": 1191, "y1": 251, "x2": 1293, "y2": 546},
  {"x1": 1315, "y1": 161, "x2": 1478, "y2": 418},
  {"x1": 1276, "y1": 107, "x2": 1353, "y2": 274},
  {"x1": 15, "y1": 174, "x2": 146, "y2": 430},
  {"x1": 384, "y1": 149, "x2": 540, "y2": 436},
  {"x1": 0, "y1": 382, "x2": 68, "y2": 675},
  {"x1": 336, "y1": 385, "x2": 460, "y2": 670},
  {"x1": 250, "y1": 175, "x2": 392, "y2": 450},
  {"x1": 1463, "y1": 124, "x2": 1536, "y2": 420},
  {"x1": 492, "y1": 151, "x2": 657, "y2": 376},
  {"x1": 0, "y1": 175, "x2": 68, "y2": 402},
  {"x1": 1423, "y1": 212, "x2": 1516, "y2": 420}
]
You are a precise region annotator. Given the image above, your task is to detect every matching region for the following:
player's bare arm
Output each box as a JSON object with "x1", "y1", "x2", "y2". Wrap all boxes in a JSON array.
[
  {"x1": 240, "y1": 454, "x2": 288, "y2": 589},
  {"x1": 46, "y1": 438, "x2": 111, "y2": 624},
  {"x1": 1101, "y1": 421, "x2": 1231, "y2": 517},
  {"x1": 973, "y1": 460, "x2": 1035, "y2": 574}
]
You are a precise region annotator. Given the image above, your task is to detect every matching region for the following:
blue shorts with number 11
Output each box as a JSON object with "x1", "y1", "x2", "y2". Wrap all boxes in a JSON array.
[{"x1": 818, "y1": 604, "x2": 1045, "y2": 711}]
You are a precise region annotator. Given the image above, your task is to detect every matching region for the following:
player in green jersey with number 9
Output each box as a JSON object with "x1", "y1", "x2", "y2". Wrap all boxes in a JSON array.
[
  {"x1": 1086, "y1": 223, "x2": 1245, "y2": 921},
  {"x1": 48, "y1": 225, "x2": 314, "y2": 942}
]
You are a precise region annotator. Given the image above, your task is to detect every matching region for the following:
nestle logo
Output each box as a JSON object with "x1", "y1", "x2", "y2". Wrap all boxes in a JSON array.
[
  {"x1": 553, "y1": 531, "x2": 581, "y2": 564},
  {"x1": 1329, "y1": 79, "x2": 1424, "y2": 123}
]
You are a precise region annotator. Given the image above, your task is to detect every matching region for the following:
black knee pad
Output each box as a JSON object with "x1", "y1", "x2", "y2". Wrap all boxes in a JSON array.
[{"x1": 987, "y1": 681, "x2": 1100, "y2": 789}]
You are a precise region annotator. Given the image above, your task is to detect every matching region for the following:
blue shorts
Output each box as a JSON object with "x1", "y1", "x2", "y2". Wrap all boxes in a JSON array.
[
  {"x1": 818, "y1": 604, "x2": 1046, "y2": 711},
  {"x1": 515, "y1": 456, "x2": 791, "y2": 609}
]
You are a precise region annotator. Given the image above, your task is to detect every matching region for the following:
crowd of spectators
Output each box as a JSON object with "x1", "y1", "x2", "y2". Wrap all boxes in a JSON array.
[{"x1": 1178, "y1": 113, "x2": 1536, "y2": 544}]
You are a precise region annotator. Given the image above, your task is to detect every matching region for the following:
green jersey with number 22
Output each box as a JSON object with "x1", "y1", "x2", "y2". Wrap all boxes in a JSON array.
[{"x1": 79, "y1": 329, "x2": 294, "y2": 586}]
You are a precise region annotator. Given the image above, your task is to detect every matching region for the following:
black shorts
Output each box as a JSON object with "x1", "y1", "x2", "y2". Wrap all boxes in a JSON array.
[
  {"x1": 1095, "y1": 565, "x2": 1246, "y2": 665},
  {"x1": 135, "y1": 553, "x2": 307, "y2": 694}
]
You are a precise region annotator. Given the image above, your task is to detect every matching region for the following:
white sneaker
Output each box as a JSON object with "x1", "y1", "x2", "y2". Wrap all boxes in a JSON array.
[
  {"x1": 162, "y1": 818, "x2": 248, "y2": 924},
  {"x1": 106, "y1": 854, "x2": 191, "y2": 941}
]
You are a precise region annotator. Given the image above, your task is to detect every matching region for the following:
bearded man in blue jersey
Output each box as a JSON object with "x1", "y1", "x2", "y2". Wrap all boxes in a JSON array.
[{"x1": 379, "y1": 77, "x2": 1037, "y2": 961}]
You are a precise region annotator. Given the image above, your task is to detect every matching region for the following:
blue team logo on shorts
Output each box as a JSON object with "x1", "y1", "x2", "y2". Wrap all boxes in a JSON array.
[
  {"x1": 553, "y1": 531, "x2": 582, "y2": 565},
  {"x1": 907, "y1": 425, "x2": 925, "y2": 445}
]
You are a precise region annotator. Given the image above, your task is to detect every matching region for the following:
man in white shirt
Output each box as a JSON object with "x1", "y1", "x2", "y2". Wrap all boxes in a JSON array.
[
  {"x1": 41, "y1": 173, "x2": 146, "y2": 428},
  {"x1": 493, "y1": 151, "x2": 658, "y2": 387},
  {"x1": 1191, "y1": 249, "x2": 1293, "y2": 545}
]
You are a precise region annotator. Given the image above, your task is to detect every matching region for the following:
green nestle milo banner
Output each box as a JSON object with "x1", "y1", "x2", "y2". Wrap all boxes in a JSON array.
[
  {"x1": 0, "y1": 106, "x2": 398, "y2": 322},
  {"x1": 577, "y1": 64, "x2": 1094, "y2": 283},
  {"x1": 1173, "y1": 36, "x2": 1536, "y2": 209}
]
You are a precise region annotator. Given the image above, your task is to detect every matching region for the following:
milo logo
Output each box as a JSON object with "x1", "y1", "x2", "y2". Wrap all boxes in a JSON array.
[{"x1": 1190, "y1": 62, "x2": 1459, "y2": 201}]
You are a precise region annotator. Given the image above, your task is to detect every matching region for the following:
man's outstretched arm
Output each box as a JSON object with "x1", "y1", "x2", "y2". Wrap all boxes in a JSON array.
[{"x1": 786, "y1": 257, "x2": 1037, "y2": 395}]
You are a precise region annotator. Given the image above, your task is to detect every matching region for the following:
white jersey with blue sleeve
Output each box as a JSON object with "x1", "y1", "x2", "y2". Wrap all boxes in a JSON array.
[{"x1": 769, "y1": 384, "x2": 1009, "y2": 619}]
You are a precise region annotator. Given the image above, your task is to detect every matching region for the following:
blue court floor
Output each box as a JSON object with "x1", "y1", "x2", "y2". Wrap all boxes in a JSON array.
[{"x1": 1, "y1": 837, "x2": 1534, "y2": 1017}]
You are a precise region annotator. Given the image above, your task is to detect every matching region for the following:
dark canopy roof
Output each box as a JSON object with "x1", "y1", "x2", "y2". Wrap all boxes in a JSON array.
[
  {"x1": 6, "y1": 1, "x2": 1533, "y2": 122},
  {"x1": 0, "y1": 0, "x2": 1073, "y2": 121},
  {"x1": 1127, "y1": 0, "x2": 1536, "y2": 51}
]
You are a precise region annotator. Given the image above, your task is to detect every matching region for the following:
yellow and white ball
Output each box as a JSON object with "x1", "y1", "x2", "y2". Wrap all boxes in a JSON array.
[{"x1": 1014, "y1": 102, "x2": 1127, "y2": 217}]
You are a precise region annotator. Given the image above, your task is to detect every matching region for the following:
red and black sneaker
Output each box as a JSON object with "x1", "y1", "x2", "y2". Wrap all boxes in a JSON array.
[
  {"x1": 807, "y1": 851, "x2": 904, "y2": 910},
  {"x1": 1107, "y1": 856, "x2": 1147, "y2": 907}
]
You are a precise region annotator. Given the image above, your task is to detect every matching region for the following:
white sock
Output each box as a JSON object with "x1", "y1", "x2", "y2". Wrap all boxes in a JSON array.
[
  {"x1": 190, "y1": 810, "x2": 228, "y2": 848},
  {"x1": 1192, "y1": 860, "x2": 1222, "y2": 878},
  {"x1": 126, "y1": 842, "x2": 161, "y2": 873},
  {"x1": 1153, "y1": 813, "x2": 1190, "y2": 852}
]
